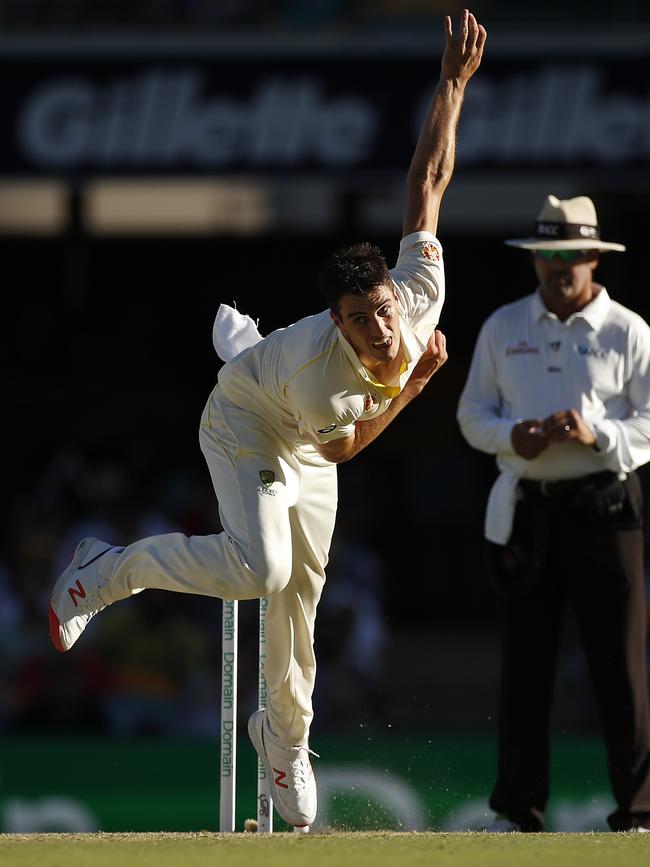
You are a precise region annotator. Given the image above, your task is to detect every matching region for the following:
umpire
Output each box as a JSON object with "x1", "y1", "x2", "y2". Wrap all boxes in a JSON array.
[{"x1": 457, "y1": 194, "x2": 650, "y2": 832}]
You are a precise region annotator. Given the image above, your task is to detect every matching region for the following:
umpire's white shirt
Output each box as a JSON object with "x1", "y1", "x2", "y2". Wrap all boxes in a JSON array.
[
  {"x1": 457, "y1": 287, "x2": 650, "y2": 543},
  {"x1": 216, "y1": 231, "x2": 444, "y2": 450}
]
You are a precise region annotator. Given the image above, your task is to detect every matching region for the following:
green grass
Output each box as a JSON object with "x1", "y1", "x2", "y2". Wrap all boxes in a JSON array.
[{"x1": 1, "y1": 831, "x2": 648, "y2": 867}]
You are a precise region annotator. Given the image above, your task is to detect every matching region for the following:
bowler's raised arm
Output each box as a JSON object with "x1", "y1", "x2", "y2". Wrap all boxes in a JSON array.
[{"x1": 402, "y1": 9, "x2": 486, "y2": 238}]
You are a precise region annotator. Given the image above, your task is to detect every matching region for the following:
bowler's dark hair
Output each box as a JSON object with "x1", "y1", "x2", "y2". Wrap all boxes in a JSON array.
[{"x1": 317, "y1": 242, "x2": 391, "y2": 311}]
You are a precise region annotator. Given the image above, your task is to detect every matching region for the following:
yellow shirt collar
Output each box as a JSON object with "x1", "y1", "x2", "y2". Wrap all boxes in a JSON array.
[{"x1": 364, "y1": 357, "x2": 408, "y2": 398}]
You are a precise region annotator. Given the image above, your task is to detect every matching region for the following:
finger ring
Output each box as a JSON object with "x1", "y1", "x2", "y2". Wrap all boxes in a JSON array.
[{"x1": 564, "y1": 424, "x2": 571, "y2": 432}]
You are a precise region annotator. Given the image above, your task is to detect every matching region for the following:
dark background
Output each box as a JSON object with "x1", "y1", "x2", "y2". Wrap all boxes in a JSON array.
[{"x1": 2, "y1": 0, "x2": 650, "y2": 744}]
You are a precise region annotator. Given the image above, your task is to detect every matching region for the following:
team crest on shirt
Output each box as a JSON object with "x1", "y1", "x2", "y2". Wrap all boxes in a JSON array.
[
  {"x1": 363, "y1": 392, "x2": 380, "y2": 414},
  {"x1": 417, "y1": 241, "x2": 440, "y2": 262},
  {"x1": 258, "y1": 470, "x2": 277, "y2": 496}
]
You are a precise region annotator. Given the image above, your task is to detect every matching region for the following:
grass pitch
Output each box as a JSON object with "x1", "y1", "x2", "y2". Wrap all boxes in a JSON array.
[{"x1": 1, "y1": 831, "x2": 648, "y2": 867}]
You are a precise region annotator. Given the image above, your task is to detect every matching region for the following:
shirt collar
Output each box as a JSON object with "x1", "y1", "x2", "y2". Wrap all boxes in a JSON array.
[{"x1": 531, "y1": 286, "x2": 611, "y2": 330}]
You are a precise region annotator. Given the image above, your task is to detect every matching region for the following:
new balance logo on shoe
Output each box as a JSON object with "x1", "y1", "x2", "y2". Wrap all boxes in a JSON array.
[
  {"x1": 273, "y1": 768, "x2": 288, "y2": 789},
  {"x1": 68, "y1": 579, "x2": 87, "y2": 608},
  {"x1": 248, "y1": 709, "x2": 317, "y2": 827},
  {"x1": 49, "y1": 537, "x2": 114, "y2": 652}
]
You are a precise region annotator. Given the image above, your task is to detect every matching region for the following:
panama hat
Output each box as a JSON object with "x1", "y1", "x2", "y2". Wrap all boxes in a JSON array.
[{"x1": 505, "y1": 195, "x2": 626, "y2": 252}]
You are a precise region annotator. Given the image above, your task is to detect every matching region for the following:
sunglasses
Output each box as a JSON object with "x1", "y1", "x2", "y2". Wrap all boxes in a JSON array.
[{"x1": 533, "y1": 250, "x2": 592, "y2": 262}]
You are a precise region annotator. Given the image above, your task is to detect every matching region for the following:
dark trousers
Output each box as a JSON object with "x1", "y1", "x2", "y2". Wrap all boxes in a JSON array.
[{"x1": 487, "y1": 472, "x2": 650, "y2": 831}]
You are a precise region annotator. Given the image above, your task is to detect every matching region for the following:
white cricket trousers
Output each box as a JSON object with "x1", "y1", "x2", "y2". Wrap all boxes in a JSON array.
[{"x1": 96, "y1": 390, "x2": 338, "y2": 746}]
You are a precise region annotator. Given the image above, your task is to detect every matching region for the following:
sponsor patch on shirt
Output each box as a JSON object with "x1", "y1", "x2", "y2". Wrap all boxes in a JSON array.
[
  {"x1": 506, "y1": 341, "x2": 539, "y2": 356},
  {"x1": 577, "y1": 344, "x2": 610, "y2": 359},
  {"x1": 317, "y1": 423, "x2": 337, "y2": 434},
  {"x1": 415, "y1": 241, "x2": 440, "y2": 262}
]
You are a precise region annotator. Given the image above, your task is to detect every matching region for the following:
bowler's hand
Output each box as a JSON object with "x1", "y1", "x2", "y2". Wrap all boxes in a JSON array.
[
  {"x1": 408, "y1": 330, "x2": 448, "y2": 393},
  {"x1": 442, "y1": 9, "x2": 487, "y2": 85},
  {"x1": 511, "y1": 419, "x2": 548, "y2": 460},
  {"x1": 542, "y1": 409, "x2": 596, "y2": 447}
]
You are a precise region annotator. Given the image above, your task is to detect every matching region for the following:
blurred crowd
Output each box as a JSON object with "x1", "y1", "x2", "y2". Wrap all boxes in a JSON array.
[
  {"x1": 3, "y1": 438, "x2": 650, "y2": 739},
  {"x1": 1, "y1": 444, "x2": 388, "y2": 738}
]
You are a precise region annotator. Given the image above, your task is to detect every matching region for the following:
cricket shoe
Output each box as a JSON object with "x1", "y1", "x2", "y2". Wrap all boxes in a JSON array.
[
  {"x1": 49, "y1": 537, "x2": 117, "y2": 652},
  {"x1": 248, "y1": 709, "x2": 318, "y2": 828}
]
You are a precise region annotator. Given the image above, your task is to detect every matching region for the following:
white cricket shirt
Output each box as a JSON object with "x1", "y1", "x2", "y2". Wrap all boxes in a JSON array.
[
  {"x1": 215, "y1": 230, "x2": 444, "y2": 449},
  {"x1": 457, "y1": 287, "x2": 650, "y2": 543}
]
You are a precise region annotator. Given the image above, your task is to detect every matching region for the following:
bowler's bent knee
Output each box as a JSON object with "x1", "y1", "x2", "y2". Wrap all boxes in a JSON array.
[{"x1": 247, "y1": 553, "x2": 292, "y2": 597}]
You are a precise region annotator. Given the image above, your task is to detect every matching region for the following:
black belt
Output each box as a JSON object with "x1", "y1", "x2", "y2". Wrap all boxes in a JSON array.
[{"x1": 519, "y1": 470, "x2": 621, "y2": 499}]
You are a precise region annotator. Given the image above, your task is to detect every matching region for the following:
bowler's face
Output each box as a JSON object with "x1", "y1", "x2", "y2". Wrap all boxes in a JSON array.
[{"x1": 331, "y1": 286, "x2": 402, "y2": 371}]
